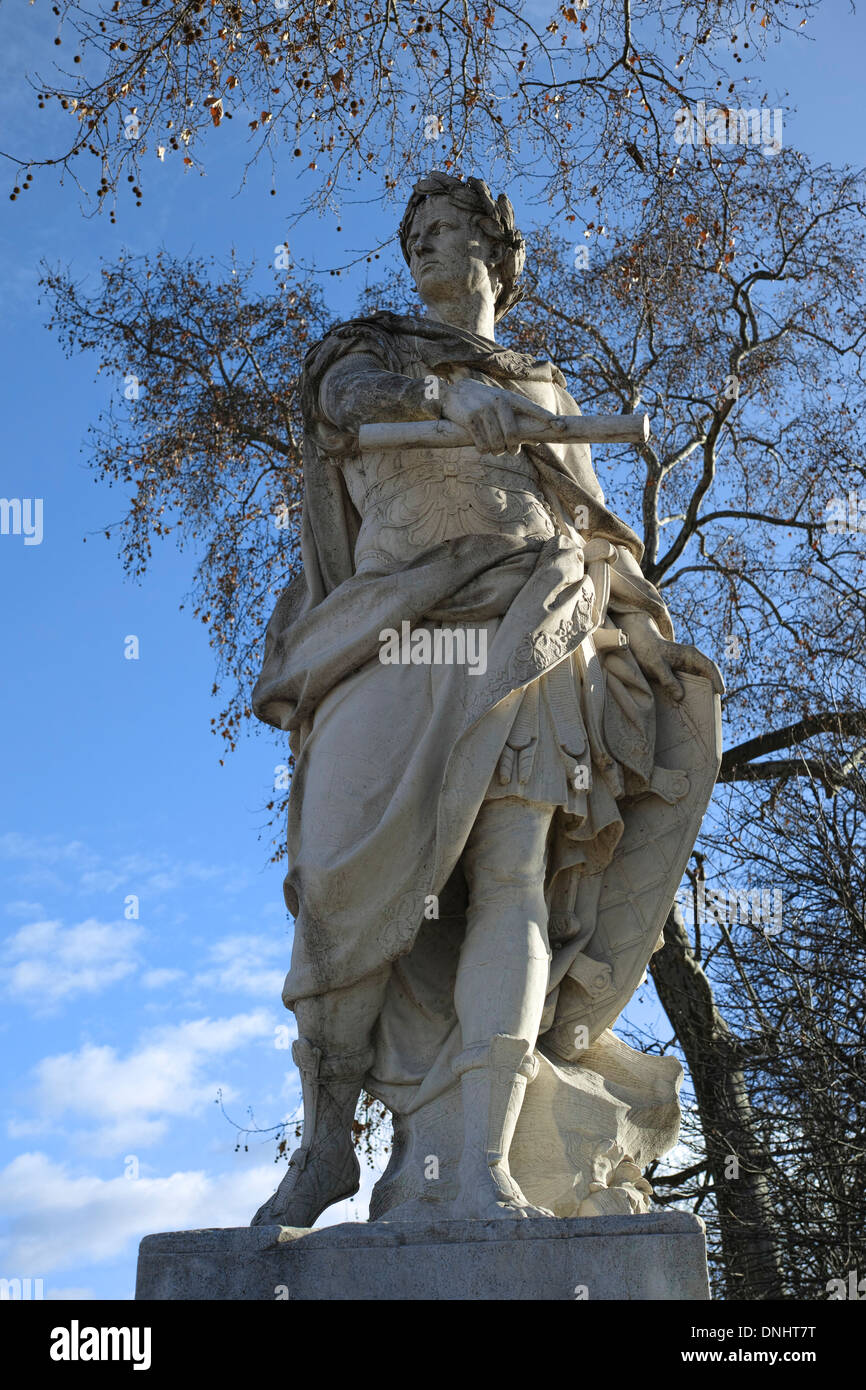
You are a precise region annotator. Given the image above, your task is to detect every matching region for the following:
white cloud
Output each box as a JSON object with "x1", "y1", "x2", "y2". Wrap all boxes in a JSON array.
[
  {"x1": 0, "y1": 1148, "x2": 385, "y2": 1284},
  {"x1": 194, "y1": 934, "x2": 288, "y2": 997},
  {"x1": 141, "y1": 968, "x2": 185, "y2": 990},
  {"x1": 0, "y1": 831, "x2": 252, "y2": 905},
  {"x1": 79, "y1": 856, "x2": 230, "y2": 898},
  {"x1": 0, "y1": 1152, "x2": 276, "y2": 1281},
  {"x1": 0, "y1": 833, "x2": 95, "y2": 867},
  {"x1": 0, "y1": 834, "x2": 98, "y2": 898},
  {"x1": 1, "y1": 917, "x2": 143, "y2": 1008},
  {"x1": 4, "y1": 900, "x2": 46, "y2": 919},
  {"x1": 16, "y1": 1011, "x2": 275, "y2": 1153}
]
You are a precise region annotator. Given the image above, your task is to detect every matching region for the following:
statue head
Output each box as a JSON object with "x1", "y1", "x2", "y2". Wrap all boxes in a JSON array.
[{"x1": 399, "y1": 172, "x2": 526, "y2": 324}]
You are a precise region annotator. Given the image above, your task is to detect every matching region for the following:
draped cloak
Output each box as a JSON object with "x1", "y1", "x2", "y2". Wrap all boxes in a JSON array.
[{"x1": 252, "y1": 311, "x2": 691, "y2": 1112}]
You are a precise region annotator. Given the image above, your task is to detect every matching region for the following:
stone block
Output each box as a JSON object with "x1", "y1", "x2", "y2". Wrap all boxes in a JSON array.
[{"x1": 135, "y1": 1211, "x2": 710, "y2": 1301}]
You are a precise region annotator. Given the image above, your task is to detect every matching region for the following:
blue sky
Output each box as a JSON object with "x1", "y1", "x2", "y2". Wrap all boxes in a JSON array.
[{"x1": 1, "y1": 1, "x2": 863, "y2": 1300}]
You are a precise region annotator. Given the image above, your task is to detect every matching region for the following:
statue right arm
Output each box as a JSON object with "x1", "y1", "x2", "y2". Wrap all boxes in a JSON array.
[
  {"x1": 320, "y1": 351, "x2": 561, "y2": 457},
  {"x1": 319, "y1": 351, "x2": 443, "y2": 433}
]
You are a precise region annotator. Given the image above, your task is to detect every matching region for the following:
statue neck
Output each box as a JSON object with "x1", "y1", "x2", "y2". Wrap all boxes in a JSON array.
[{"x1": 423, "y1": 294, "x2": 497, "y2": 343}]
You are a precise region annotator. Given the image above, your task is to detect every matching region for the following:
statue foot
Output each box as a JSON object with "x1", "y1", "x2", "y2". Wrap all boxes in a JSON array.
[
  {"x1": 252, "y1": 1036, "x2": 372, "y2": 1228},
  {"x1": 450, "y1": 1034, "x2": 554, "y2": 1220},
  {"x1": 451, "y1": 1158, "x2": 554, "y2": 1221},
  {"x1": 251, "y1": 1137, "x2": 360, "y2": 1228}
]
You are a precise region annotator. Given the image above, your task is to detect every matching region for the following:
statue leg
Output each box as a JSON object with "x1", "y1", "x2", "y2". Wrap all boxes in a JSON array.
[
  {"x1": 451, "y1": 796, "x2": 556, "y2": 1219},
  {"x1": 251, "y1": 968, "x2": 390, "y2": 1227}
]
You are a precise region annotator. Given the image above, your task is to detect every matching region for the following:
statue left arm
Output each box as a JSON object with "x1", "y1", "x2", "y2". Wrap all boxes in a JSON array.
[
  {"x1": 605, "y1": 547, "x2": 724, "y2": 699},
  {"x1": 546, "y1": 383, "x2": 724, "y2": 702}
]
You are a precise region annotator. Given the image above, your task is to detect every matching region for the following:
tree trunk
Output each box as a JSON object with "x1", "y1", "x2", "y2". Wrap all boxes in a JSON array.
[{"x1": 651, "y1": 905, "x2": 786, "y2": 1300}]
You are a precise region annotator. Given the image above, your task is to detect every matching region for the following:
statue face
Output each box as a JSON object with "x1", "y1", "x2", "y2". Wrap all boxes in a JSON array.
[{"x1": 405, "y1": 195, "x2": 498, "y2": 307}]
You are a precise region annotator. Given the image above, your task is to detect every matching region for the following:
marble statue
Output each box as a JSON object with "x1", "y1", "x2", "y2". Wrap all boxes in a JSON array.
[{"x1": 250, "y1": 172, "x2": 723, "y2": 1228}]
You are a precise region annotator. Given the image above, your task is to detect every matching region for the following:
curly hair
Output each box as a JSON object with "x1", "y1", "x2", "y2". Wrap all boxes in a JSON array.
[{"x1": 398, "y1": 171, "x2": 526, "y2": 322}]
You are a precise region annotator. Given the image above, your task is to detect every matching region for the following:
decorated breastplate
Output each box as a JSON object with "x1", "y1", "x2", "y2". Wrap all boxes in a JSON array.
[{"x1": 347, "y1": 445, "x2": 557, "y2": 572}]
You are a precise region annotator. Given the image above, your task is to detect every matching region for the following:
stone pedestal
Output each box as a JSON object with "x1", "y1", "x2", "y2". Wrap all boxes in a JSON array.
[{"x1": 135, "y1": 1211, "x2": 710, "y2": 1301}]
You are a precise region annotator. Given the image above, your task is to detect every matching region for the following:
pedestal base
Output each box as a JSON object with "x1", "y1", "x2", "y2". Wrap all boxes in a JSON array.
[{"x1": 135, "y1": 1211, "x2": 710, "y2": 1301}]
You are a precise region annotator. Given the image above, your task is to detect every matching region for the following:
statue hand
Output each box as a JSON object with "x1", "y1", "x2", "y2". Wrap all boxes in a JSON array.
[
  {"x1": 617, "y1": 613, "x2": 725, "y2": 702},
  {"x1": 439, "y1": 378, "x2": 560, "y2": 456}
]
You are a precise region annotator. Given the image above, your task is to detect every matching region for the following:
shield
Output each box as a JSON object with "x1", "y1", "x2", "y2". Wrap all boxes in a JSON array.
[{"x1": 543, "y1": 671, "x2": 722, "y2": 1056}]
